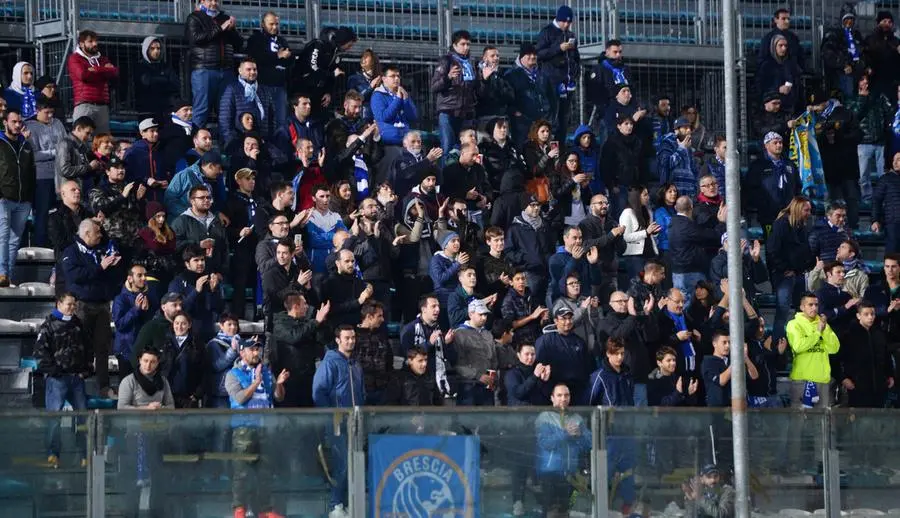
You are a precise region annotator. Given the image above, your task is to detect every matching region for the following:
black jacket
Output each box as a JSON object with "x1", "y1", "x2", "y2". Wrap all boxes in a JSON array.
[
  {"x1": 709, "y1": 250, "x2": 768, "y2": 302},
  {"x1": 345, "y1": 228, "x2": 392, "y2": 283},
  {"x1": 290, "y1": 30, "x2": 345, "y2": 106},
  {"x1": 667, "y1": 214, "x2": 722, "y2": 274},
  {"x1": 382, "y1": 365, "x2": 444, "y2": 406},
  {"x1": 353, "y1": 326, "x2": 394, "y2": 394},
  {"x1": 504, "y1": 215, "x2": 555, "y2": 275},
  {"x1": 751, "y1": 108, "x2": 791, "y2": 142},
  {"x1": 818, "y1": 105, "x2": 862, "y2": 184},
  {"x1": 48, "y1": 204, "x2": 90, "y2": 257},
  {"x1": 442, "y1": 162, "x2": 491, "y2": 206},
  {"x1": 480, "y1": 138, "x2": 526, "y2": 194},
  {"x1": 324, "y1": 114, "x2": 383, "y2": 194},
  {"x1": 587, "y1": 57, "x2": 632, "y2": 112},
  {"x1": 821, "y1": 17, "x2": 866, "y2": 86},
  {"x1": 872, "y1": 170, "x2": 900, "y2": 225},
  {"x1": 864, "y1": 27, "x2": 900, "y2": 94},
  {"x1": 600, "y1": 129, "x2": 644, "y2": 188},
  {"x1": 430, "y1": 51, "x2": 479, "y2": 118},
  {"x1": 765, "y1": 216, "x2": 815, "y2": 276},
  {"x1": 744, "y1": 154, "x2": 800, "y2": 225},
  {"x1": 35, "y1": 312, "x2": 90, "y2": 377},
  {"x1": 504, "y1": 361, "x2": 547, "y2": 406},
  {"x1": 579, "y1": 214, "x2": 625, "y2": 275},
  {"x1": 322, "y1": 272, "x2": 367, "y2": 328},
  {"x1": 246, "y1": 30, "x2": 292, "y2": 87},
  {"x1": 489, "y1": 169, "x2": 530, "y2": 229},
  {"x1": 0, "y1": 133, "x2": 36, "y2": 203},
  {"x1": 272, "y1": 310, "x2": 323, "y2": 388},
  {"x1": 184, "y1": 9, "x2": 243, "y2": 70},
  {"x1": 224, "y1": 191, "x2": 258, "y2": 254},
  {"x1": 759, "y1": 28, "x2": 806, "y2": 72},
  {"x1": 476, "y1": 68, "x2": 515, "y2": 119},
  {"x1": 839, "y1": 321, "x2": 892, "y2": 406},
  {"x1": 597, "y1": 310, "x2": 657, "y2": 381},
  {"x1": 135, "y1": 59, "x2": 180, "y2": 115}
]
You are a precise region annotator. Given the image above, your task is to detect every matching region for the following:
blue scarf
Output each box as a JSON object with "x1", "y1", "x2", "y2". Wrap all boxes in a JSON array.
[
  {"x1": 51, "y1": 309, "x2": 72, "y2": 322},
  {"x1": 517, "y1": 58, "x2": 539, "y2": 83},
  {"x1": 601, "y1": 60, "x2": 628, "y2": 86},
  {"x1": 844, "y1": 28, "x2": 860, "y2": 61},
  {"x1": 801, "y1": 381, "x2": 819, "y2": 408},
  {"x1": 353, "y1": 154, "x2": 370, "y2": 200},
  {"x1": 821, "y1": 99, "x2": 839, "y2": 119},
  {"x1": 199, "y1": 4, "x2": 218, "y2": 17},
  {"x1": 21, "y1": 87, "x2": 35, "y2": 119},
  {"x1": 235, "y1": 361, "x2": 273, "y2": 410},
  {"x1": 665, "y1": 309, "x2": 696, "y2": 372},
  {"x1": 893, "y1": 105, "x2": 900, "y2": 137},
  {"x1": 238, "y1": 78, "x2": 265, "y2": 120},
  {"x1": 843, "y1": 256, "x2": 870, "y2": 275},
  {"x1": 450, "y1": 52, "x2": 475, "y2": 82}
]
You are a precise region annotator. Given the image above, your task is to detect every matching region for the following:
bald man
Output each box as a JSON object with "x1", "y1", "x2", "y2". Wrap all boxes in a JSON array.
[
  {"x1": 668, "y1": 196, "x2": 723, "y2": 307},
  {"x1": 653, "y1": 288, "x2": 701, "y2": 382}
]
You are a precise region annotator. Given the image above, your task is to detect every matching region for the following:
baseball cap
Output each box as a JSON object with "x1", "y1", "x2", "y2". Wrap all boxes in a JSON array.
[
  {"x1": 138, "y1": 118, "x2": 158, "y2": 132},
  {"x1": 234, "y1": 168, "x2": 256, "y2": 181},
  {"x1": 161, "y1": 292, "x2": 183, "y2": 305},
  {"x1": 201, "y1": 150, "x2": 223, "y2": 166},
  {"x1": 107, "y1": 156, "x2": 124, "y2": 169},
  {"x1": 468, "y1": 299, "x2": 491, "y2": 315},
  {"x1": 673, "y1": 117, "x2": 690, "y2": 129},
  {"x1": 239, "y1": 338, "x2": 264, "y2": 350},
  {"x1": 554, "y1": 306, "x2": 574, "y2": 318}
]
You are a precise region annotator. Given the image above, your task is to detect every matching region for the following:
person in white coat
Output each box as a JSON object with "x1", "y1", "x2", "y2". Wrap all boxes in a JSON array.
[{"x1": 618, "y1": 185, "x2": 660, "y2": 286}]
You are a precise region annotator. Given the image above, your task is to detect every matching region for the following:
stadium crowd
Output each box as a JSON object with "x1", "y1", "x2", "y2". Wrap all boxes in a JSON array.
[{"x1": 3, "y1": 0, "x2": 900, "y2": 516}]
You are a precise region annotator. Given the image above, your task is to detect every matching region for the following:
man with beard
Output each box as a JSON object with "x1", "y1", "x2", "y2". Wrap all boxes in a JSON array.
[
  {"x1": 262, "y1": 239, "x2": 314, "y2": 330},
  {"x1": 354, "y1": 301, "x2": 393, "y2": 405},
  {"x1": 864, "y1": 12, "x2": 900, "y2": 96},
  {"x1": 111, "y1": 264, "x2": 157, "y2": 377},
  {"x1": 135, "y1": 36, "x2": 180, "y2": 117},
  {"x1": 291, "y1": 27, "x2": 358, "y2": 122},
  {"x1": 273, "y1": 292, "x2": 329, "y2": 407},
  {"x1": 579, "y1": 193, "x2": 625, "y2": 299},
  {"x1": 282, "y1": 93, "x2": 324, "y2": 154},
  {"x1": 346, "y1": 197, "x2": 399, "y2": 314},
  {"x1": 224, "y1": 168, "x2": 259, "y2": 319},
  {"x1": 255, "y1": 214, "x2": 306, "y2": 274},
  {"x1": 124, "y1": 118, "x2": 168, "y2": 201},
  {"x1": 453, "y1": 299, "x2": 500, "y2": 406},
  {"x1": 325, "y1": 91, "x2": 383, "y2": 198},
  {"x1": 254, "y1": 182, "x2": 304, "y2": 238},
  {"x1": 247, "y1": 12, "x2": 292, "y2": 130},
  {"x1": 219, "y1": 58, "x2": 276, "y2": 146},
  {"x1": 442, "y1": 145, "x2": 491, "y2": 224},
  {"x1": 168, "y1": 244, "x2": 224, "y2": 342},
  {"x1": 588, "y1": 39, "x2": 632, "y2": 137},
  {"x1": 651, "y1": 95, "x2": 674, "y2": 151},
  {"x1": 322, "y1": 249, "x2": 374, "y2": 328},
  {"x1": 389, "y1": 131, "x2": 442, "y2": 197},
  {"x1": 598, "y1": 291, "x2": 657, "y2": 406},
  {"x1": 505, "y1": 44, "x2": 555, "y2": 148},
  {"x1": 400, "y1": 294, "x2": 457, "y2": 399},
  {"x1": 475, "y1": 46, "x2": 515, "y2": 128},
  {"x1": 658, "y1": 117, "x2": 700, "y2": 198},
  {"x1": 66, "y1": 30, "x2": 118, "y2": 133},
  {"x1": 171, "y1": 185, "x2": 231, "y2": 275},
  {"x1": 88, "y1": 157, "x2": 146, "y2": 261}
]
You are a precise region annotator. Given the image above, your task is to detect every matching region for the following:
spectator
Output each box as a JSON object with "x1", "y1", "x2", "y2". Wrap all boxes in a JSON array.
[
  {"x1": 839, "y1": 301, "x2": 894, "y2": 407},
  {"x1": 822, "y1": 3, "x2": 865, "y2": 99},
  {"x1": 551, "y1": 152, "x2": 592, "y2": 229},
  {"x1": 371, "y1": 64, "x2": 418, "y2": 149},
  {"x1": 548, "y1": 226, "x2": 598, "y2": 303},
  {"x1": 118, "y1": 346, "x2": 175, "y2": 410},
  {"x1": 652, "y1": 183, "x2": 678, "y2": 257},
  {"x1": 809, "y1": 238, "x2": 869, "y2": 297},
  {"x1": 552, "y1": 273, "x2": 600, "y2": 353},
  {"x1": 745, "y1": 132, "x2": 799, "y2": 232},
  {"x1": 62, "y1": 219, "x2": 120, "y2": 397},
  {"x1": 766, "y1": 197, "x2": 816, "y2": 341},
  {"x1": 25, "y1": 99, "x2": 67, "y2": 246},
  {"x1": 619, "y1": 185, "x2": 661, "y2": 283},
  {"x1": 67, "y1": 31, "x2": 118, "y2": 133},
  {"x1": 864, "y1": 11, "x2": 900, "y2": 97},
  {"x1": 872, "y1": 152, "x2": 900, "y2": 251},
  {"x1": 313, "y1": 325, "x2": 364, "y2": 518},
  {"x1": 166, "y1": 126, "x2": 212, "y2": 180},
  {"x1": 480, "y1": 118, "x2": 524, "y2": 196},
  {"x1": 272, "y1": 292, "x2": 327, "y2": 407},
  {"x1": 848, "y1": 74, "x2": 891, "y2": 206},
  {"x1": 48, "y1": 181, "x2": 91, "y2": 294},
  {"x1": 536, "y1": 5, "x2": 580, "y2": 141},
  {"x1": 399, "y1": 294, "x2": 456, "y2": 399},
  {"x1": 809, "y1": 202, "x2": 850, "y2": 262},
  {"x1": 447, "y1": 265, "x2": 494, "y2": 329},
  {"x1": 786, "y1": 292, "x2": 840, "y2": 408},
  {"x1": 168, "y1": 244, "x2": 224, "y2": 342},
  {"x1": 261, "y1": 239, "x2": 313, "y2": 330},
  {"x1": 324, "y1": 92, "x2": 383, "y2": 198},
  {"x1": 133, "y1": 292, "x2": 183, "y2": 359},
  {"x1": 597, "y1": 291, "x2": 656, "y2": 405},
  {"x1": 160, "y1": 312, "x2": 205, "y2": 408},
  {"x1": 136, "y1": 36, "x2": 180, "y2": 117},
  {"x1": 626, "y1": 258, "x2": 666, "y2": 312},
  {"x1": 431, "y1": 30, "x2": 478, "y2": 156},
  {"x1": 752, "y1": 93, "x2": 792, "y2": 142},
  {"x1": 759, "y1": 8, "x2": 806, "y2": 73},
  {"x1": 682, "y1": 104, "x2": 709, "y2": 154},
  {"x1": 756, "y1": 35, "x2": 801, "y2": 114},
  {"x1": 745, "y1": 318, "x2": 786, "y2": 408},
  {"x1": 88, "y1": 157, "x2": 146, "y2": 261},
  {"x1": 382, "y1": 346, "x2": 443, "y2": 406},
  {"x1": 3, "y1": 61, "x2": 36, "y2": 119},
  {"x1": 165, "y1": 150, "x2": 225, "y2": 219},
  {"x1": 55, "y1": 116, "x2": 102, "y2": 193},
  {"x1": 219, "y1": 58, "x2": 276, "y2": 147},
  {"x1": 36, "y1": 292, "x2": 90, "y2": 468},
  {"x1": 700, "y1": 137, "x2": 727, "y2": 200},
  {"x1": 246, "y1": 12, "x2": 292, "y2": 129},
  {"x1": 34, "y1": 76, "x2": 61, "y2": 114},
  {"x1": 657, "y1": 117, "x2": 700, "y2": 199},
  {"x1": 572, "y1": 125, "x2": 603, "y2": 193},
  {"x1": 136, "y1": 201, "x2": 179, "y2": 290},
  {"x1": 476, "y1": 46, "x2": 514, "y2": 127},
  {"x1": 489, "y1": 166, "x2": 529, "y2": 230},
  {"x1": 111, "y1": 264, "x2": 157, "y2": 378},
  {"x1": 578, "y1": 193, "x2": 625, "y2": 300},
  {"x1": 648, "y1": 346, "x2": 698, "y2": 406},
  {"x1": 709, "y1": 233, "x2": 767, "y2": 304},
  {"x1": 453, "y1": 299, "x2": 499, "y2": 406},
  {"x1": 653, "y1": 288, "x2": 700, "y2": 381},
  {"x1": 323, "y1": 249, "x2": 373, "y2": 328},
  {"x1": 506, "y1": 197, "x2": 555, "y2": 302},
  {"x1": 185, "y1": 0, "x2": 243, "y2": 129},
  {"x1": 683, "y1": 465, "x2": 735, "y2": 518},
  {"x1": 224, "y1": 339, "x2": 288, "y2": 518},
  {"x1": 601, "y1": 115, "x2": 646, "y2": 217},
  {"x1": 702, "y1": 330, "x2": 759, "y2": 408},
  {"x1": 506, "y1": 44, "x2": 555, "y2": 148},
  {"x1": 353, "y1": 301, "x2": 391, "y2": 404},
  {"x1": 505, "y1": 342, "x2": 549, "y2": 407},
  {"x1": 819, "y1": 98, "x2": 863, "y2": 231},
  {"x1": 442, "y1": 146, "x2": 491, "y2": 221},
  {"x1": 302, "y1": 184, "x2": 348, "y2": 273},
  {"x1": 534, "y1": 382, "x2": 591, "y2": 516},
  {"x1": 281, "y1": 93, "x2": 324, "y2": 155},
  {"x1": 603, "y1": 85, "x2": 647, "y2": 134},
  {"x1": 476, "y1": 226, "x2": 516, "y2": 308},
  {"x1": 535, "y1": 306, "x2": 592, "y2": 402},
  {"x1": 346, "y1": 197, "x2": 395, "y2": 307},
  {"x1": 291, "y1": 27, "x2": 358, "y2": 121},
  {"x1": 651, "y1": 95, "x2": 675, "y2": 151},
  {"x1": 388, "y1": 131, "x2": 441, "y2": 197},
  {"x1": 502, "y1": 269, "x2": 548, "y2": 347},
  {"x1": 347, "y1": 49, "x2": 381, "y2": 121},
  {"x1": 205, "y1": 313, "x2": 242, "y2": 408},
  {"x1": 430, "y1": 230, "x2": 470, "y2": 326},
  {"x1": 171, "y1": 185, "x2": 231, "y2": 275},
  {"x1": 156, "y1": 100, "x2": 195, "y2": 177},
  {"x1": 0, "y1": 110, "x2": 35, "y2": 286},
  {"x1": 288, "y1": 139, "x2": 327, "y2": 213},
  {"x1": 668, "y1": 196, "x2": 724, "y2": 307},
  {"x1": 815, "y1": 261, "x2": 859, "y2": 335},
  {"x1": 523, "y1": 119, "x2": 559, "y2": 193},
  {"x1": 124, "y1": 118, "x2": 169, "y2": 202},
  {"x1": 393, "y1": 197, "x2": 436, "y2": 321},
  {"x1": 587, "y1": 39, "x2": 631, "y2": 139}
]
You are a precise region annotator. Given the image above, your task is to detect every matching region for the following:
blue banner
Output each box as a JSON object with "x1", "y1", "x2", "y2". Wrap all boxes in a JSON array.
[
  {"x1": 369, "y1": 434, "x2": 481, "y2": 518},
  {"x1": 789, "y1": 110, "x2": 828, "y2": 199}
]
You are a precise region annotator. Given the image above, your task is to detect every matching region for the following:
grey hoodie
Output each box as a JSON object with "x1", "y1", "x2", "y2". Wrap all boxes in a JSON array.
[
  {"x1": 25, "y1": 117, "x2": 67, "y2": 180},
  {"x1": 141, "y1": 36, "x2": 160, "y2": 63}
]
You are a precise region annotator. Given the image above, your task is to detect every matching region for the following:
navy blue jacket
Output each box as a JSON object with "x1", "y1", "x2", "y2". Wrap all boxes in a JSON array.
[
  {"x1": 505, "y1": 64, "x2": 555, "y2": 124},
  {"x1": 505, "y1": 362, "x2": 548, "y2": 406},
  {"x1": 205, "y1": 335, "x2": 240, "y2": 400},
  {"x1": 872, "y1": 170, "x2": 900, "y2": 225},
  {"x1": 647, "y1": 371, "x2": 689, "y2": 406},
  {"x1": 548, "y1": 248, "x2": 599, "y2": 301},
  {"x1": 765, "y1": 216, "x2": 816, "y2": 276},
  {"x1": 429, "y1": 253, "x2": 461, "y2": 315},
  {"x1": 535, "y1": 331, "x2": 592, "y2": 400},
  {"x1": 218, "y1": 79, "x2": 276, "y2": 145},
  {"x1": 583, "y1": 360, "x2": 635, "y2": 406},
  {"x1": 745, "y1": 154, "x2": 800, "y2": 225},
  {"x1": 587, "y1": 57, "x2": 632, "y2": 112},
  {"x1": 667, "y1": 214, "x2": 722, "y2": 274},
  {"x1": 816, "y1": 282, "x2": 855, "y2": 333},
  {"x1": 61, "y1": 238, "x2": 119, "y2": 303},
  {"x1": 168, "y1": 270, "x2": 225, "y2": 340},
  {"x1": 702, "y1": 355, "x2": 730, "y2": 407},
  {"x1": 505, "y1": 215, "x2": 555, "y2": 275},
  {"x1": 123, "y1": 138, "x2": 167, "y2": 186},
  {"x1": 535, "y1": 22, "x2": 581, "y2": 91},
  {"x1": 162, "y1": 334, "x2": 205, "y2": 400},
  {"x1": 808, "y1": 220, "x2": 849, "y2": 262},
  {"x1": 111, "y1": 287, "x2": 158, "y2": 359}
]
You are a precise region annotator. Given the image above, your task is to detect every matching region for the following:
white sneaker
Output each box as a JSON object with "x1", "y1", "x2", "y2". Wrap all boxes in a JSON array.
[
  {"x1": 513, "y1": 500, "x2": 525, "y2": 516},
  {"x1": 329, "y1": 504, "x2": 350, "y2": 518}
]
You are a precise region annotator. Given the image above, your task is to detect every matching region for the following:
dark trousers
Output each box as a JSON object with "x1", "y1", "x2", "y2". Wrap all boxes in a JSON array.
[
  {"x1": 772, "y1": 273, "x2": 806, "y2": 342},
  {"x1": 77, "y1": 300, "x2": 112, "y2": 390},
  {"x1": 229, "y1": 247, "x2": 256, "y2": 319},
  {"x1": 232, "y1": 427, "x2": 274, "y2": 513},
  {"x1": 886, "y1": 222, "x2": 900, "y2": 254},
  {"x1": 33, "y1": 178, "x2": 56, "y2": 247},
  {"x1": 399, "y1": 274, "x2": 433, "y2": 324}
]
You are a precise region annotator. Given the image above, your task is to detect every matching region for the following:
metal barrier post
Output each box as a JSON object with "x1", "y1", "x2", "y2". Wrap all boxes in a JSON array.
[
  {"x1": 737, "y1": 12, "x2": 748, "y2": 158},
  {"x1": 87, "y1": 411, "x2": 106, "y2": 518},
  {"x1": 591, "y1": 408, "x2": 609, "y2": 518},
  {"x1": 310, "y1": 0, "x2": 321, "y2": 40},
  {"x1": 608, "y1": 0, "x2": 618, "y2": 39},
  {"x1": 697, "y1": 0, "x2": 708, "y2": 45},
  {"x1": 823, "y1": 409, "x2": 841, "y2": 517},
  {"x1": 349, "y1": 408, "x2": 366, "y2": 518},
  {"x1": 443, "y1": 2, "x2": 452, "y2": 49}
]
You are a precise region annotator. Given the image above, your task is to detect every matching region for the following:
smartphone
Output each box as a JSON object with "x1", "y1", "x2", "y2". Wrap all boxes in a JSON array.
[
  {"x1": 550, "y1": 141, "x2": 559, "y2": 151},
  {"x1": 294, "y1": 233, "x2": 303, "y2": 247}
]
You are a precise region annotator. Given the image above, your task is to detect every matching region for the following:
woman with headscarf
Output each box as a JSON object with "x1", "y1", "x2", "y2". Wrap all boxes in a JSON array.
[
  {"x1": 3, "y1": 61, "x2": 37, "y2": 119},
  {"x1": 136, "y1": 36, "x2": 180, "y2": 117}
]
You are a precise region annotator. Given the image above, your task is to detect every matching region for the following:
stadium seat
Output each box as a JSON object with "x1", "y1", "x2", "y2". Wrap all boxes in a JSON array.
[{"x1": 17, "y1": 247, "x2": 55, "y2": 262}]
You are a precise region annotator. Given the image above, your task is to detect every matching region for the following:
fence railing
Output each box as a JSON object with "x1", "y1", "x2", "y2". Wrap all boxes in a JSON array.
[{"x1": 3, "y1": 406, "x2": 898, "y2": 517}]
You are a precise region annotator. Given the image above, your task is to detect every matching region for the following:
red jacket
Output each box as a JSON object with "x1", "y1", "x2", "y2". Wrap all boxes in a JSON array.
[{"x1": 67, "y1": 52, "x2": 119, "y2": 106}]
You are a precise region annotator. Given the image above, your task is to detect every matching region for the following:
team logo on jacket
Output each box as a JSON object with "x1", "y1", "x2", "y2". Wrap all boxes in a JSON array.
[{"x1": 370, "y1": 435, "x2": 479, "y2": 518}]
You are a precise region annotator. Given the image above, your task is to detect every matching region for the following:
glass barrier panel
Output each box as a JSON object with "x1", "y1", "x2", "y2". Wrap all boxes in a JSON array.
[
  {"x1": 101, "y1": 409, "x2": 349, "y2": 517},
  {"x1": 363, "y1": 406, "x2": 596, "y2": 518},
  {"x1": 832, "y1": 408, "x2": 900, "y2": 515},
  {"x1": 0, "y1": 410, "x2": 91, "y2": 517}
]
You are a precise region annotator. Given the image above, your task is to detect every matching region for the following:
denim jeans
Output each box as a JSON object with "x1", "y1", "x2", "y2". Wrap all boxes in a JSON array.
[
  {"x1": 191, "y1": 68, "x2": 232, "y2": 129},
  {"x1": 621, "y1": 256, "x2": 646, "y2": 291},
  {"x1": 773, "y1": 273, "x2": 806, "y2": 342},
  {"x1": 0, "y1": 199, "x2": 31, "y2": 278},
  {"x1": 857, "y1": 143, "x2": 884, "y2": 202},
  {"x1": 32, "y1": 178, "x2": 56, "y2": 247},
  {"x1": 45, "y1": 374, "x2": 88, "y2": 458},
  {"x1": 633, "y1": 383, "x2": 648, "y2": 407},
  {"x1": 438, "y1": 112, "x2": 470, "y2": 159},
  {"x1": 672, "y1": 272, "x2": 707, "y2": 308},
  {"x1": 269, "y1": 85, "x2": 288, "y2": 132},
  {"x1": 327, "y1": 432, "x2": 349, "y2": 508}
]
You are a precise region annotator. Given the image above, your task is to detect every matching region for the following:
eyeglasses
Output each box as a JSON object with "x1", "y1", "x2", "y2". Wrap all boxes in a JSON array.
[{"x1": 566, "y1": 281, "x2": 581, "y2": 286}]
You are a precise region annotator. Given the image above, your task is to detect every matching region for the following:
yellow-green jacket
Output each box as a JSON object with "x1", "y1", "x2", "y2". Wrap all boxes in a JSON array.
[{"x1": 786, "y1": 312, "x2": 840, "y2": 384}]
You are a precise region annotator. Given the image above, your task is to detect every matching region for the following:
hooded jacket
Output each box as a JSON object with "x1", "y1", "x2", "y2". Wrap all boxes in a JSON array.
[
  {"x1": 786, "y1": 312, "x2": 840, "y2": 383},
  {"x1": 3, "y1": 62, "x2": 37, "y2": 118},
  {"x1": 35, "y1": 311, "x2": 90, "y2": 377},
  {"x1": 382, "y1": 364, "x2": 444, "y2": 406},
  {"x1": 371, "y1": 85, "x2": 418, "y2": 145},
  {"x1": 0, "y1": 131, "x2": 36, "y2": 202},
  {"x1": 25, "y1": 116, "x2": 66, "y2": 181},
  {"x1": 584, "y1": 359, "x2": 634, "y2": 406},
  {"x1": 756, "y1": 35, "x2": 801, "y2": 111},
  {"x1": 66, "y1": 48, "x2": 118, "y2": 105},
  {"x1": 394, "y1": 197, "x2": 436, "y2": 276},
  {"x1": 430, "y1": 49, "x2": 479, "y2": 118},
  {"x1": 535, "y1": 409, "x2": 591, "y2": 476},
  {"x1": 821, "y1": 4, "x2": 866, "y2": 81},
  {"x1": 184, "y1": 7, "x2": 243, "y2": 70},
  {"x1": 312, "y1": 348, "x2": 365, "y2": 408},
  {"x1": 135, "y1": 37, "x2": 180, "y2": 113},
  {"x1": 504, "y1": 361, "x2": 547, "y2": 406},
  {"x1": 291, "y1": 27, "x2": 356, "y2": 102},
  {"x1": 489, "y1": 168, "x2": 530, "y2": 229},
  {"x1": 246, "y1": 29, "x2": 291, "y2": 87}
]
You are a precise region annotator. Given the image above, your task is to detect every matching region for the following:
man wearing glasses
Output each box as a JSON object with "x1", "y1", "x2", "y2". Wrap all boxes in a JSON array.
[
  {"x1": 579, "y1": 193, "x2": 625, "y2": 301},
  {"x1": 171, "y1": 185, "x2": 231, "y2": 276}
]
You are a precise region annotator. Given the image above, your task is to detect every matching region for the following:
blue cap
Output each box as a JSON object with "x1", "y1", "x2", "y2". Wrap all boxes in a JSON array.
[
  {"x1": 556, "y1": 5, "x2": 574, "y2": 22},
  {"x1": 674, "y1": 117, "x2": 691, "y2": 129}
]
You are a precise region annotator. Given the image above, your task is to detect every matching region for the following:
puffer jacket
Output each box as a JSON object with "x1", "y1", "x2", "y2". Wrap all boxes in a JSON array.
[
  {"x1": 601, "y1": 127, "x2": 644, "y2": 189},
  {"x1": 0, "y1": 132, "x2": 36, "y2": 202},
  {"x1": 847, "y1": 92, "x2": 892, "y2": 145},
  {"x1": 205, "y1": 335, "x2": 240, "y2": 399},
  {"x1": 55, "y1": 134, "x2": 96, "y2": 192},
  {"x1": 873, "y1": 169, "x2": 900, "y2": 225},
  {"x1": 535, "y1": 22, "x2": 581, "y2": 91},
  {"x1": 535, "y1": 409, "x2": 591, "y2": 475},
  {"x1": 505, "y1": 61, "x2": 555, "y2": 124},
  {"x1": 480, "y1": 138, "x2": 526, "y2": 194},
  {"x1": 66, "y1": 51, "x2": 118, "y2": 105},
  {"x1": 430, "y1": 50, "x2": 479, "y2": 118},
  {"x1": 88, "y1": 179, "x2": 144, "y2": 252},
  {"x1": 136, "y1": 36, "x2": 180, "y2": 114},
  {"x1": 184, "y1": 9, "x2": 243, "y2": 70},
  {"x1": 35, "y1": 311, "x2": 90, "y2": 377},
  {"x1": 382, "y1": 365, "x2": 443, "y2": 406},
  {"x1": 821, "y1": 3, "x2": 866, "y2": 84},
  {"x1": 219, "y1": 81, "x2": 276, "y2": 145}
]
